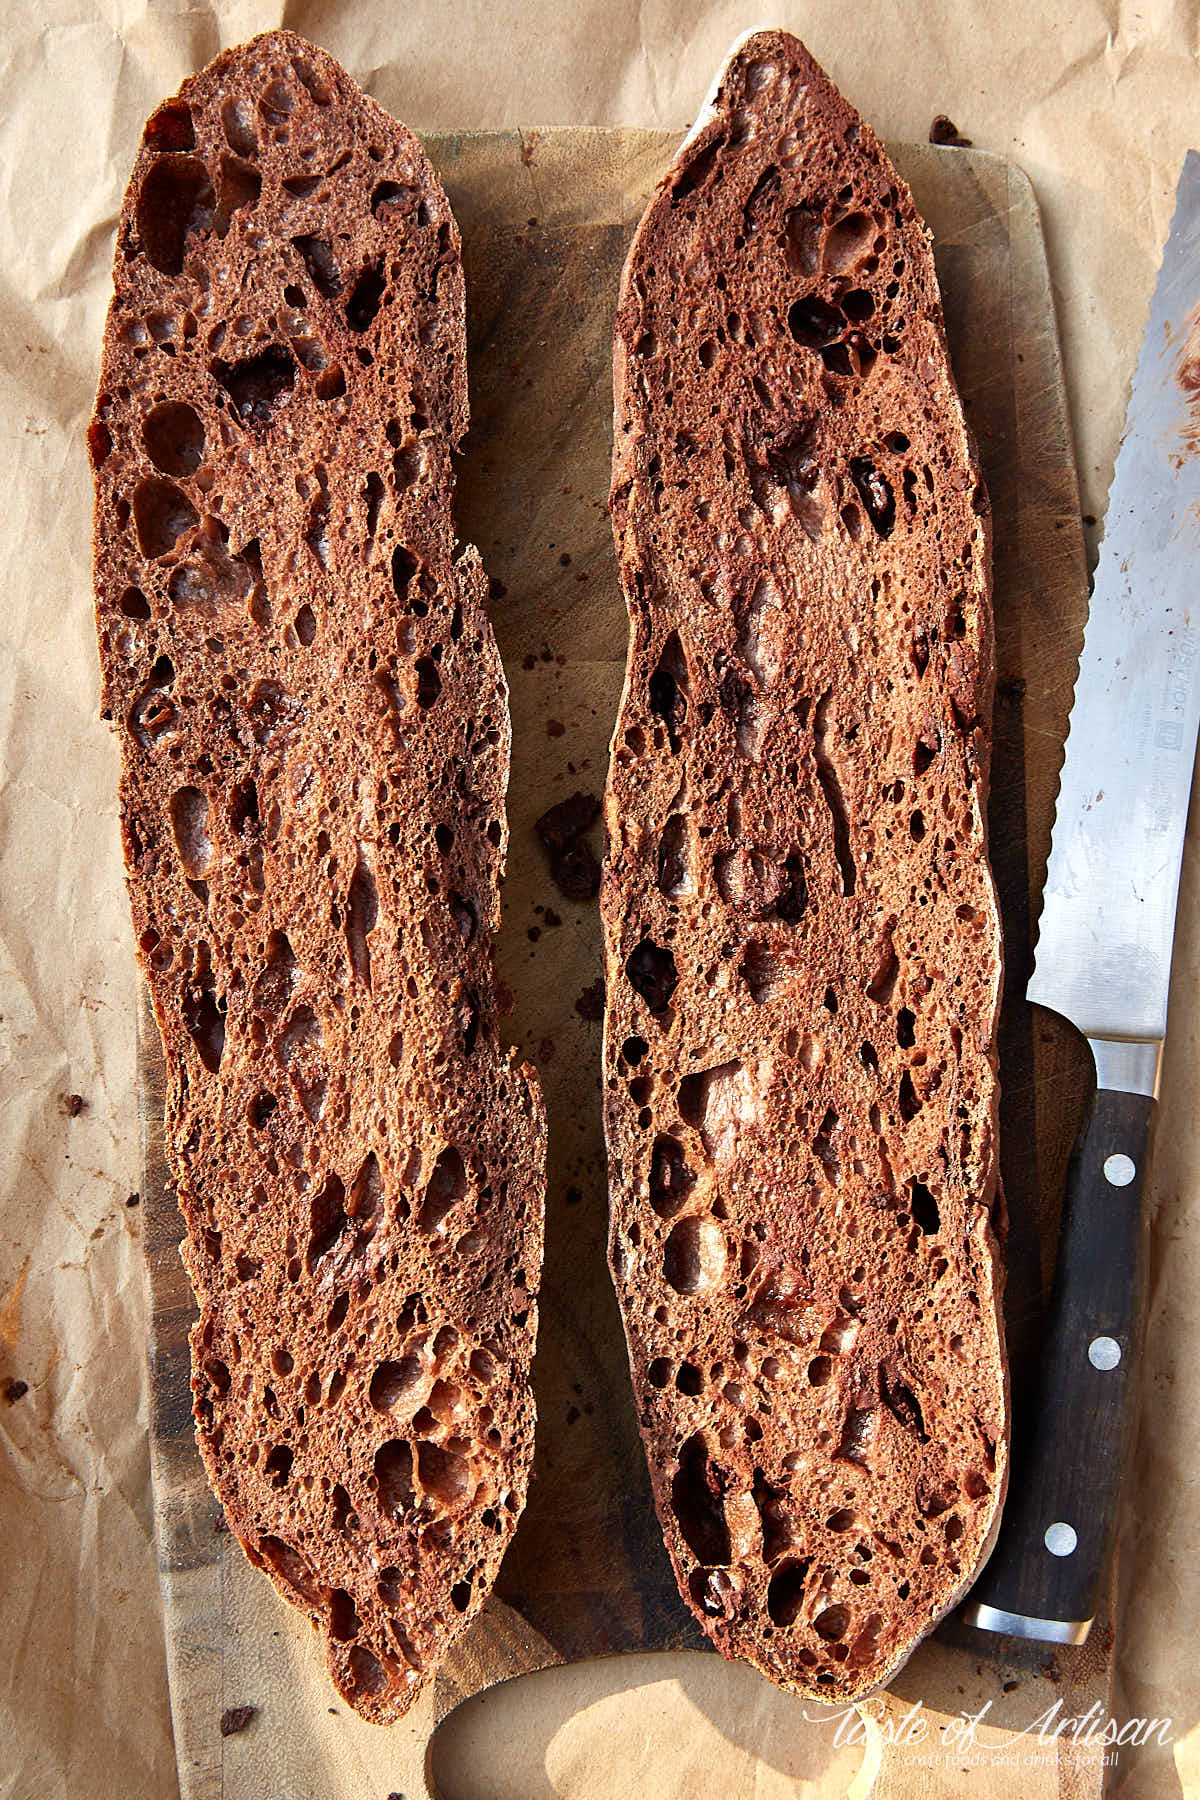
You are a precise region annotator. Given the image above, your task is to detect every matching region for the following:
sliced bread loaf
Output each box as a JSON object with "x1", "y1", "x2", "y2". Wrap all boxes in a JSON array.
[
  {"x1": 602, "y1": 31, "x2": 1007, "y2": 1700},
  {"x1": 90, "y1": 31, "x2": 544, "y2": 1722}
]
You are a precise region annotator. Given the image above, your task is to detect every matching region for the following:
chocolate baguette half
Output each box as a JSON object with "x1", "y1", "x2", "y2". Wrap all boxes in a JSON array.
[
  {"x1": 602, "y1": 31, "x2": 1007, "y2": 1700},
  {"x1": 90, "y1": 31, "x2": 544, "y2": 1722}
]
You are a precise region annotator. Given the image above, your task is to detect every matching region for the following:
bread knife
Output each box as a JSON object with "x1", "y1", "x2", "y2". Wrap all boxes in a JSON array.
[{"x1": 962, "y1": 152, "x2": 1200, "y2": 1646}]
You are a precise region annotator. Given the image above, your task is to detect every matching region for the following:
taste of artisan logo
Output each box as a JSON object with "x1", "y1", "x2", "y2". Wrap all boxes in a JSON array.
[{"x1": 803, "y1": 1697, "x2": 1176, "y2": 1759}]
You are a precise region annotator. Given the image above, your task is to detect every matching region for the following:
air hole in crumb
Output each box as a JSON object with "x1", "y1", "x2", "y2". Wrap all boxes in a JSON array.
[
  {"x1": 346, "y1": 263, "x2": 386, "y2": 331},
  {"x1": 671, "y1": 137, "x2": 724, "y2": 206},
  {"x1": 170, "y1": 785, "x2": 212, "y2": 877},
  {"x1": 866, "y1": 929, "x2": 900, "y2": 1006},
  {"x1": 119, "y1": 587, "x2": 151, "y2": 619},
  {"x1": 841, "y1": 287, "x2": 875, "y2": 322},
  {"x1": 369, "y1": 1356, "x2": 422, "y2": 1411},
  {"x1": 329, "y1": 1588, "x2": 360, "y2": 1641},
  {"x1": 908, "y1": 1178, "x2": 939, "y2": 1234},
  {"x1": 825, "y1": 212, "x2": 875, "y2": 273},
  {"x1": 813, "y1": 689, "x2": 856, "y2": 896},
  {"x1": 250, "y1": 1092, "x2": 277, "y2": 1128},
  {"x1": 221, "y1": 97, "x2": 257, "y2": 158},
  {"x1": 391, "y1": 545, "x2": 418, "y2": 604},
  {"x1": 420, "y1": 1147, "x2": 467, "y2": 1234},
  {"x1": 657, "y1": 814, "x2": 691, "y2": 897},
  {"x1": 766, "y1": 1558, "x2": 810, "y2": 1625},
  {"x1": 347, "y1": 1645, "x2": 387, "y2": 1696},
  {"x1": 663, "y1": 1216, "x2": 726, "y2": 1295},
  {"x1": 899, "y1": 1072, "x2": 921, "y2": 1122},
  {"x1": 374, "y1": 1439, "x2": 414, "y2": 1516},
  {"x1": 881, "y1": 1367, "x2": 927, "y2": 1438},
  {"x1": 292, "y1": 234, "x2": 341, "y2": 298},
  {"x1": 648, "y1": 1136, "x2": 696, "y2": 1219},
  {"x1": 815, "y1": 1603, "x2": 850, "y2": 1640},
  {"x1": 258, "y1": 1536, "x2": 321, "y2": 1602},
  {"x1": 212, "y1": 344, "x2": 296, "y2": 430},
  {"x1": 182, "y1": 969, "x2": 225, "y2": 1072},
  {"x1": 144, "y1": 100, "x2": 195, "y2": 153},
  {"x1": 415, "y1": 657, "x2": 441, "y2": 708},
  {"x1": 672, "y1": 1433, "x2": 731, "y2": 1564},
  {"x1": 372, "y1": 180, "x2": 416, "y2": 218},
  {"x1": 264, "y1": 1444, "x2": 293, "y2": 1487},
  {"x1": 291, "y1": 55, "x2": 332, "y2": 105},
  {"x1": 133, "y1": 476, "x2": 198, "y2": 558},
  {"x1": 417, "y1": 1440, "x2": 471, "y2": 1507},
  {"x1": 676, "y1": 1361, "x2": 703, "y2": 1395},
  {"x1": 216, "y1": 156, "x2": 261, "y2": 230},
  {"x1": 649, "y1": 631, "x2": 689, "y2": 750},
  {"x1": 346, "y1": 848, "x2": 378, "y2": 988},
  {"x1": 787, "y1": 295, "x2": 844, "y2": 347},
  {"x1": 625, "y1": 938, "x2": 678, "y2": 1013},
  {"x1": 143, "y1": 400, "x2": 205, "y2": 476},
  {"x1": 316, "y1": 365, "x2": 346, "y2": 401},
  {"x1": 136, "y1": 155, "x2": 215, "y2": 275},
  {"x1": 849, "y1": 458, "x2": 895, "y2": 536}
]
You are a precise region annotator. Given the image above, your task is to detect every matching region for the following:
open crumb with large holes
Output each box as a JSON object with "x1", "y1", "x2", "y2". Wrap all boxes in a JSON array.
[
  {"x1": 602, "y1": 31, "x2": 1007, "y2": 1703},
  {"x1": 90, "y1": 31, "x2": 544, "y2": 1725}
]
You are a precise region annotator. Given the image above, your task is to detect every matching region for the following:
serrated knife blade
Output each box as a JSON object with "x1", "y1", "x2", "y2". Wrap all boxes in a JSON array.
[
  {"x1": 1027, "y1": 150, "x2": 1200, "y2": 1073},
  {"x1": 963, "y1": 153, "x2": 1200, "y2": 1646}
]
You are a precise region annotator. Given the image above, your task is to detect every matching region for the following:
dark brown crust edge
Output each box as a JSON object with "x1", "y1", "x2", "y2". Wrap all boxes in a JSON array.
[
  {"x1": 602, "y1": 29, "x2": 1008, "y2": 1703},
  {"x1": 90, "y1": 31, "x2": 544, "y2": 1724}
]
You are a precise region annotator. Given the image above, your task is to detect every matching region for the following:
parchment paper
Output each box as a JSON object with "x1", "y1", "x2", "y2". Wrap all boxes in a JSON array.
[{"x1": 1, "y1": 4, "x2": 1198, "y2": 1799}]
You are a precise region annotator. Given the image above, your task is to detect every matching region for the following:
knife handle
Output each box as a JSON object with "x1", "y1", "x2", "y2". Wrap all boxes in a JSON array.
[{"x1": 963, "y1": 1065, "x2": 1155, "y2": 1641}]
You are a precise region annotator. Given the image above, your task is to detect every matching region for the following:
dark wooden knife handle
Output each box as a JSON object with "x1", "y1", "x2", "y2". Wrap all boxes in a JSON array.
[{"x1": 964, "y1": 1080, "x2": 1154, "y2": 1639}]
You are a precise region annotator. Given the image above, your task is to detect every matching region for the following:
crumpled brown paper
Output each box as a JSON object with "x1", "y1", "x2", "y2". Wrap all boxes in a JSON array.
[{"x1": 1, "y1": 4, "x2": 1198, "y2": 1799}]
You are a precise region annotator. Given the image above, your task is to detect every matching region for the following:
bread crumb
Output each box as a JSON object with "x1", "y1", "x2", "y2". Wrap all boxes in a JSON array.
[
  {"x1": 929, "y1": 114, "x2": 973, "y2": 147},
  {"x1": 574, "y1": 979, "x2": 605, "y2": 1022},
  {"x1": 219, "y1": 1705, "x2": 256, "y2": 1736},
  {"x1": 536, "y1": 791, "x2": 602, "y2": 900}
]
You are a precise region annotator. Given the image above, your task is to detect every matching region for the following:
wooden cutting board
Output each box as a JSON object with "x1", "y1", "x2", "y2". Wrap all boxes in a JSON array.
[{"x1": 138, "y1": 129, "x2": 1114, "y2": 1800}]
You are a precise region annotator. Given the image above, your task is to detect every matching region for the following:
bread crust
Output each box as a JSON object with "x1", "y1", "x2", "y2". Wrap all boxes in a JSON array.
[
  {"x1": 90, "y1": 31, "x2": 544, "y2": 1723},
  {"x1": 602, "y1": 31, "x2": 1007, "y2": 1701}
]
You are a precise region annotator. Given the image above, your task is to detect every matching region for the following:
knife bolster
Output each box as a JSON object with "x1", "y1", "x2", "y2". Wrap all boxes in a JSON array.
[{"x1": 1088, "y1": 1035, "x2": 1161, "y2": 1099}]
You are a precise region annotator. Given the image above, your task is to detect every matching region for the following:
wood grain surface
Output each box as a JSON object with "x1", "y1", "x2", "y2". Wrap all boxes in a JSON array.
[{"x1": 138, "y1": 129, "x2": 1114, "y2": 1799}]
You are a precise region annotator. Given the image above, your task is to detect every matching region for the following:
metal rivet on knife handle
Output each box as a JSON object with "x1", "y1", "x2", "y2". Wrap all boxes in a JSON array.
[
  {"x1": 1088, "y1": 1336, "x2": 1122, "y2": 1370},
  {"x1": 1103, "y1": 1153, "x2": 1136, "y2": 1187},
  {"x1": 1044, "y1": 1523, "x2": 1078, "y2": 1558}
]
